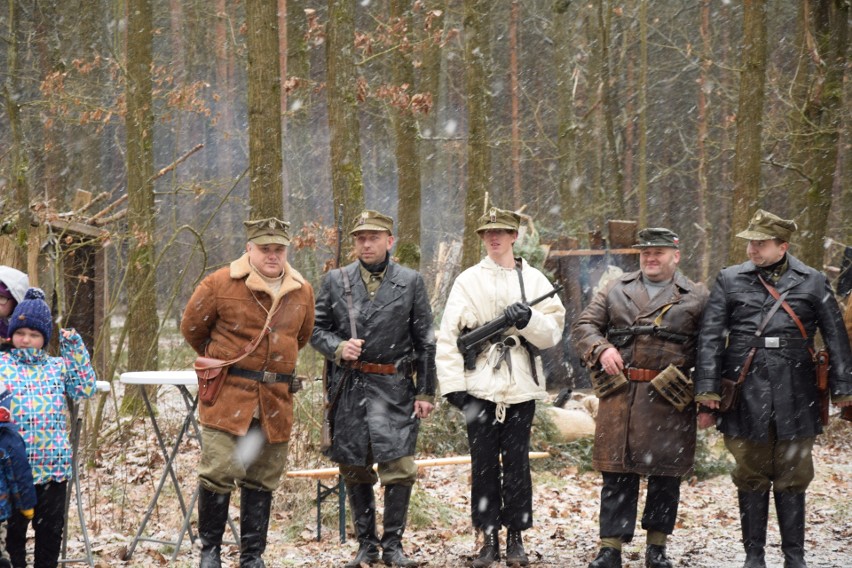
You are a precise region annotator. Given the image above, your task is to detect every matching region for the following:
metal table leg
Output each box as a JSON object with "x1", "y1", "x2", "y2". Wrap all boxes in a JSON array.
[
  {"x1": 315, "y1": 475, "x2": 346, "y2": 543},
  {"x1": 121, "y1": 385, "x2": 196, "y2": 560},
  {"x1": 60, "y1": 399, "x2": 94, "y2": 566}
]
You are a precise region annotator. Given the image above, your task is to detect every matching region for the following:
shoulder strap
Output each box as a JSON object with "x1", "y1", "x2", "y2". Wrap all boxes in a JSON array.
[
  {"x1": 758, "y1": 275, "x2": 814, "y2": 359},
  {"x1": 340, "y1": 267, "x2": 358, "y2": 340},
  {"x1": 199, "y1": 302, "x2": 280, "y2": 369},
  {"x1": 514, "y1": 259, "x2": 527, "y2": 303},
  {"x1": 733, "y1": 285, "x2": 790, "y2": 385}
]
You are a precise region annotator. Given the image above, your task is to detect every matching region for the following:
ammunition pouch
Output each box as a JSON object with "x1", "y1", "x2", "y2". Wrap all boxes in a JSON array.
[
  {"x1": 590, "y1": 370, "x2": 628, "y2": 398},
  {"x1": 649, "y1": 364, "x2": 694, "y2": 412}
]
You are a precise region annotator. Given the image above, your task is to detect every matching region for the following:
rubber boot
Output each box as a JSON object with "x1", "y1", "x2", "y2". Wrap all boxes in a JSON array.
[
  {"x1": 775, "y1": 492, "x2": 807, "y2": 568},
  {"x1": 739, "y1": 491, "x2": 769, "y2": 568},
  {"x1": 588, "y1": 547, "x2": 622, "y2": 568},
  {"x1": 471, "y1": 530, "x2": 500, "y2": 568},
  {"x1": 644, "y1": 544, "x2": 673, "y2": 568},
  {"x1": 345, "y1": 483, "x2": 380, "y2": 567},
  {"x1": 198, "y1": 487, "x2": 231, "y2": 568},
  {"x1": 380, "y1": 484, "x2": 418, "y2": 567},
  {"x1": 505, "y1": 529, "x2": 529, "y2": 566},
  {"x1": 239, "y1": 487, "x2": 272, "y2": 568}
]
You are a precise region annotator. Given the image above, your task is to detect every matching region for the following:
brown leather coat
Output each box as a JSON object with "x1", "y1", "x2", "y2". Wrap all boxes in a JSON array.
[
  {"x1": 181, "y1": 254, "x2": 315, "y2": 443},
  {"x1": 572, "y1": 270, "x2": 708, "y2": 476}
]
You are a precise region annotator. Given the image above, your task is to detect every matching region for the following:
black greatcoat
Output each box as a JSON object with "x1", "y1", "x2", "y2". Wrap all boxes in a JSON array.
[
  {"x1": 311, "y1": 260, "x2": 436, "y2": 466},
  {"x1": 695, "y1": 254, "x2": 852, "y2": 441}
]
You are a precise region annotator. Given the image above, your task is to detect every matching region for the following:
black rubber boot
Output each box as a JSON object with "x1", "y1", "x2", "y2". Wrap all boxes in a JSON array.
[
  {"x1": 739, "y1": 491, "x2": 769, "y2": 568},
  {"x1": 380, "y1": 484, "x2": 418, "y2": 567},
  {"x1": 505, "y1": 529, "x2": 529, "y2": 566},
  {"x1": 775, "y1": 492, "x2": 807, "y2": 568},
  {"x1": 239, "y1": 487, "x2": 272, "y2": 568},
  {"x1": 471, "y1": 530, "x2": 500, "y2": 568},
  {"x1": 198, "y1": 487, "x2": 231, "y2": 568},
  {"x1": 345, "y1": 483, "x2": 380, "y2": 567},
  {"x1": 588, "y1": 547, "x2": 622, "y2": 568},
  {"x1": 644, "y1": 544, "x2": 673, "y2": 568}
]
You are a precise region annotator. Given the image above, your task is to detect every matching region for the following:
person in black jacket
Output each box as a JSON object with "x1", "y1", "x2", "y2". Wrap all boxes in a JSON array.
[
  {"x1": 311, "y1": 210, "x2": 436, "y2": 568},
  {"x1": 695, "y1": 210, "x2": 852, "y2": 568}
]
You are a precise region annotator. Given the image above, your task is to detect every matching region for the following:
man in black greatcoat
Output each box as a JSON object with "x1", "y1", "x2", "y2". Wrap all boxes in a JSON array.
[
  {"x1": 311, "y1": 210, "x2": 436, "y2": 568},
  {"x1": 695, "y1": 210, "x2": 852, "y2": 568}
]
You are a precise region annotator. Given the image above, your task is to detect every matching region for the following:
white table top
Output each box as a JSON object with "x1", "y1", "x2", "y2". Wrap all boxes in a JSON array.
[
  {"x1": 96, "y1": 380, "x2": 111, "y2": 392},
  {"x1": 119, "y1": 370, "x2": 197, "y2": 386}
]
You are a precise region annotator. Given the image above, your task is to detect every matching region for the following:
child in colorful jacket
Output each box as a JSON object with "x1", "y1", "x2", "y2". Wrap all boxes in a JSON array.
[
  {"x1": 0, "y1": 288, "x2": 95, "y2": 568},
  {"x1": 0, "y1": 384, "x2": 37, "y2": 568}
]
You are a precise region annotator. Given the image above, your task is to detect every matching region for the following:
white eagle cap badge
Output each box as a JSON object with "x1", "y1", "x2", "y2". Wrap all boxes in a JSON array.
[
  {"x1": 358, "y1": 212, "x2": 368, "y2": 225},
  {"x1": 489, "y1": 208, "x2": 497, "y2": 223}
]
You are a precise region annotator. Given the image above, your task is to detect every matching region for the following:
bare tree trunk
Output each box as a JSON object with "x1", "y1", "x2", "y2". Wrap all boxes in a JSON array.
[
  {"x1": 125, "y1": 0, "x2": 159, "y2": 389},
  {"x1": 247, "y1": 0, "x2": 284, "y2": 219},
  {"x1": 598, "y1": 0, "x2": 624, "y2": 219},
  {"x1": 554, "y1": 0, "x2": 577, "y2": 234},
  {"x1": 35, "y1": 1, "x2": 68, "y2": 209},
  {"x1": 283, "y1": 0, "x2": 312, "y2": 226},
  {"x1": 509, "y1": 0, "x2": 521, "y2": 210},
  {"x1": 637, "y1": 0, "x2": 648, "y2": 227},
  {"x1": 461, "y1": 0, "x2": 491, "y2": 269},
  {"x1": 327, "y1": 0, "x2": 365, "y2": 232},
  {"x1": 696, "y1": 0, "x2": 711, "y2": 282},
  {"x1": 4, "y1": 0, "x2": 31, "y2": 257},
  {"x1": 728, "y1": 0, "x2": 767, "y2": 264},
  {"x1": 390, "y1": 0, "x2": 423, "y2": 269},
  {"x1": 796, "y1": 0, "x2": 848, "y2": 268}
]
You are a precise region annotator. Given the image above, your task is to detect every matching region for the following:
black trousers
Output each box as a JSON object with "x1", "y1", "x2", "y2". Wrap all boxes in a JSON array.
[
  {"x1": 598, "y1": 472, "x2": 680, "y2": 542},
  {"x1": 6, "y1": 481, "x2": 67, "y2": 568},
  {"x1": 465, "y1": 398, "x2": 535, "y2": 534}
]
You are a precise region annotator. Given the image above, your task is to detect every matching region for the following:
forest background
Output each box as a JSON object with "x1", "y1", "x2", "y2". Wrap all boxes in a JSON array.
[{"x1": 1, "y1": 1, "x2": 851, "y2": 565}]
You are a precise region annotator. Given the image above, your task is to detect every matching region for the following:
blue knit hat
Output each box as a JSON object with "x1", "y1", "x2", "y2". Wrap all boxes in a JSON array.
[{"x1": 8, "y1": 288, "x2": 53, "y2": 344}]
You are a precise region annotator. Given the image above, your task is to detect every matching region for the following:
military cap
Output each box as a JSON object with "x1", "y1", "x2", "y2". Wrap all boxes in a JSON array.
[
  {"x1": 350, "y1": 210, "x2": 394, "y2": 235},
  {"x1": 244, "y1": 217, "x2": 291, "y2": 246},
  {"x1": 736, "y1": 209, "x2": 797, "y2": 242},
  {"x1": 476, "y1": 207, "x2": 521, "y2": 234},
  {"x1": 634, "y1": 227, "x2": 680, "y2": 249}
]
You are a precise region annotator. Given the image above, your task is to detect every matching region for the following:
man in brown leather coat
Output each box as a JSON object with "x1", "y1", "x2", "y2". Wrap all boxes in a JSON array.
[
  {"x1": 572, "y1": 228, "x2": 708, "y2": 568},
  {"x1": 181, "y1": 218, "x2": 315, "y2": 568}
]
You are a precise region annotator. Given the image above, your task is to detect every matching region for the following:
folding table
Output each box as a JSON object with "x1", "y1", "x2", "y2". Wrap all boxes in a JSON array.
[{"x1": 118, "y1": 370, "x2": 237, "y2": 561}]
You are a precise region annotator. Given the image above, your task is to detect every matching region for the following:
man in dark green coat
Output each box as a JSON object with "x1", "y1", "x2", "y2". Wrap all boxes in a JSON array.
[
  {"x1": 695, "y1": 210, "x2": 852, "y2": 568},
  {"x1": 311, "y1": 210, "x2": 436, "y2": 568}
]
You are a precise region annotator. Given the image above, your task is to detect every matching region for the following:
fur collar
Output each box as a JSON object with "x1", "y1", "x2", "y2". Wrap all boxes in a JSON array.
[{"x1": 229, "y1": 253, "x2": 305, "y2": 307}]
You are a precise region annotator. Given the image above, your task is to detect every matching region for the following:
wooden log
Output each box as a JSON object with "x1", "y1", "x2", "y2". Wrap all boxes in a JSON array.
[{"x1": 287, "y1": 451, "x2": 551, "y2": 480}]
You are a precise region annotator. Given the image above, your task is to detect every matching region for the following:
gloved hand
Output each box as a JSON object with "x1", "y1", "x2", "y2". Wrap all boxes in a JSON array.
[
  {"x1": 504, "y1": 302, "x2": 532, "y2": 329},
  {"x1": 21, "y1": 508, "x2": 34, "y2": 520},
  {"x1": 444, "y1": 391, "x2": 469, "y2": 410}
]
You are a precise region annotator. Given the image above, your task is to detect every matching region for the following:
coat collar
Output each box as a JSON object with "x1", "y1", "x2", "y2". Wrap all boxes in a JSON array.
[
  {"x1": 736, "y1": 254, "x2": 808, "y2": 293},
  {"x1": 619, "y1": 270, "x2": 692, "y2": 316},
  {"x1": 344, "y1": 260, "x2": 407, "y2": 322},
  {"x1": 479, "y1": 255, "x2": 525, "y2": 272},
  {"x1": 229, "y1": 253, "x2": 305, "y2": 306}
]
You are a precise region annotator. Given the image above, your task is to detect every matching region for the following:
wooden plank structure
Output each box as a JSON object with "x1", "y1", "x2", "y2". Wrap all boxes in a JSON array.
[
  {"x1": 288, "y1": 452, "x2": 552, "y2": 543},
  {"x1": 543, "y1": 220, "x2": 640, "y2": 390}
]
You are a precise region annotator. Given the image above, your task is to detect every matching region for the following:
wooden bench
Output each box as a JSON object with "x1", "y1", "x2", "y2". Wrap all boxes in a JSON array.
[{"x1": 286, "y1": 452, "x2": 551, "y2": 542}]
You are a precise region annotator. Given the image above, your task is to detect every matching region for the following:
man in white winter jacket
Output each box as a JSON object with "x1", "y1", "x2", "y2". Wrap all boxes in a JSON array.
[{"x1": 436, "y1": 207, "x2": 565, "y2": 568}]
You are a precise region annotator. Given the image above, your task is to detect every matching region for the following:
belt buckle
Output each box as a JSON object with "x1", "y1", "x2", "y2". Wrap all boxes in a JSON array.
[
  {"x1": 262, "y1": 371, "x2": 277, "y2": 383},
  {"x1": 764, "y1": 337, "x2": 780, "y2": 349}
]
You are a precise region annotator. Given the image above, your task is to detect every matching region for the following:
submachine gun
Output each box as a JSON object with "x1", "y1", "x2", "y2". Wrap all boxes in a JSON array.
[{"x1": 457, "y1": 284, "x2": 564, "y2": 371}]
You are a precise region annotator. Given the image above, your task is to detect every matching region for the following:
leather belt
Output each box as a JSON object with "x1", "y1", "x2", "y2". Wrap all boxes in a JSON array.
[
  {"x1": 625, "y1": 368, "x2": 660, "y2": 382},
  {"x1": 230, "y1": 366, "x2": 294, "y2": 384},
  {"x1": 729, "y1": 336, "x2": 811, "y2": 349},
  {"x1": 343, "y1": 360, "x2": 397, "y2": 375}
]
